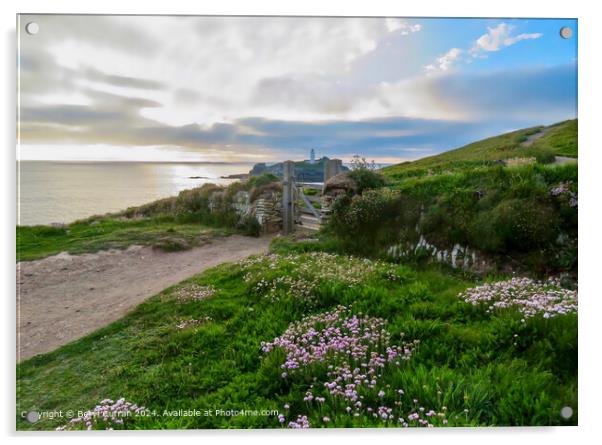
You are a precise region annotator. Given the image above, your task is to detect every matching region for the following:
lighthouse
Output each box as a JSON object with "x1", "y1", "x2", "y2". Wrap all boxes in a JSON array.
[{"x1": 309, "y1": 148, "x2": 316, "y2": 164}]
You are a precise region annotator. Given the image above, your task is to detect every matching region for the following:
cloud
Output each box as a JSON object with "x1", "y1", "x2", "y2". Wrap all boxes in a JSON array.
[
  {"x1": 19, "y1": 63, "x2": 575, "y2": 163},
  {"x1": 84, "y1": 67, "x2": 166, "y2": 90},
  {"x1": 17, "y1": 15, "x2": 574, "y2": 163},
  {"x1": 385, "y1": 18, "x2": 422, "y2": 34},
  {"x1": 252, "y1": 75, "x2": 372, "y2": 115},
  {"x1": 20, "y1": 15, "x2": 429, "y2": 128},
  {"x1": 425, "y1": 23, "x2": 542, "y2": 75},
  {"x1": 471, "y1": 23, "x2": 542, "y2": 55},
  {"x1": 19, "y1": 14, "x2": 160, "y2": 55},
  {"x1": 425, "y1": 48, "x2": 462, "y2": 74}
]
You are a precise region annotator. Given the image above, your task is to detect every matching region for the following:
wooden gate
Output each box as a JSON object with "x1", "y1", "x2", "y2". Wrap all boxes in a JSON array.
[
  {"x1": 282, "y1": 159, "x2": 342, "y2": 234},
  {"x1": 295, "y1": 181, "x2": 322, "y2": 232}
]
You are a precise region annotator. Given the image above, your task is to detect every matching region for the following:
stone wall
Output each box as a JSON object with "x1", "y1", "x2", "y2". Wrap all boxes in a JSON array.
[
  {"x1": 231, "y1": 190, "x2": 283, "y2": 234},
  {"x1": 254, "y1": 194, "x2": 282, "y2": 233},
  {"x1": 320, "y1": 174, "x2": 496, "y2": 274},
  {"x1": 386, "y1": 235, "x2": 495, "y2": 273}
]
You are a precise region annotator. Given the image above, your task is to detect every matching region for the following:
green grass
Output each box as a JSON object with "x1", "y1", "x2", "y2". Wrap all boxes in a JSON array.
[
  {"x1": 381, "y1": 119, "x2": 576, "y2": 181},
  {"x1": 16, "y1": 241, "x2": 577, "y2": 430},
  {"x1": 530, "y1": 120, "x2": 578, "y2": 158},
  {"x1": 17, "y1": 217, "x2": 232, "y2": 262}
]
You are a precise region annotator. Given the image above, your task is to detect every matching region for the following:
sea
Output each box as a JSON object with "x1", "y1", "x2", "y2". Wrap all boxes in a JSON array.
[{"x1": 17, "y1": 161, "x2": 255, "y2": 226}]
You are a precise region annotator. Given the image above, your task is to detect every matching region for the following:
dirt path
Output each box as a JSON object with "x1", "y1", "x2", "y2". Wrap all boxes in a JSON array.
[
  {"x1": 521, "y1": 126, "x2": 552, "y2": 147},
  {"x1": 554, "y1": 156, "x2": 578, "y2": 165},
  {"x1": 17, "y1": 235, "x2": 273, "y2": 361}
]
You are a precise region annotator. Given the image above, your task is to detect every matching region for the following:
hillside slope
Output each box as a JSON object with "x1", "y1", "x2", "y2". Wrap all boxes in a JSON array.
[
  {"x1": 382, "y1": 119, "x2": 577, "y2": 180},
  {"x1": 327, "y1": 120, "x2": 578, "y2": 274}
]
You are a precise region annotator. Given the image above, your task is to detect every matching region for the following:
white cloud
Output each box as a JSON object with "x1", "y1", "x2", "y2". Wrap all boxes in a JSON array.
[
  {"x1": 385, "y1": 18, "x2": 422, "y2": 34},
  {"x1": 471, "y1": 23, "x2": 542, "y2": 55},
  {"x1": 425, "y1": 47, "x2": 462, "y2": 74},
  {"x1": 22, "y1": 16, "x2": 426, "y2": 127},
  {"x1": 19, "y1": 14, "x2": 570, "y2": 158}
]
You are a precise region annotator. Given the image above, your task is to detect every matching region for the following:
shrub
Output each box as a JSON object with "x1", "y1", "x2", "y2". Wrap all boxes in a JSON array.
[
  {"x1": 327, "y1": 188, "x2": 402, "y2": 254},
  {"x1": 468, "y1": 198, "x2": 559, "y2": 254},
  {"x1": 247, "y1": 172, "x2": 279, "y2": 189},
  {"x1": 237, "y1": 214, "x2": 262, "y2": 237},
  {"x1": 347, "y1": 169, "x2": 387, "y2": 194},
  {"x1": 348, "y1": 156, "x2": 387, "y2": 194},
  {"x1": 249, "y1": 181, "x2": 281, "y2": 202},
  {"x1": 176, "y1": 183, "x2": 221, "y2": 214}
]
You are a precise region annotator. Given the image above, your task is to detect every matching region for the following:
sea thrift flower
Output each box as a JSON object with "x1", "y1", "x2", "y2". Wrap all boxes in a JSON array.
[
  {"x1": 288, "y1": 415, "x2": 310, "y2": 429},
  {"x1": 56, "y1": 398, "x2": 144, "y2": 431},
  {"x1": 262, "y1": 306, "x2": 451, "y2": 428},
  {"x1": 240, "y1": 253, "x2": 403, "y2": 305},
  {"x1": 174, "y1": 284, "x2": 216, "y2": 303},
  {"x1": 459, "y1": 277, "x2": 577, "y2": 318},
  {"x1": 175, "y1": 316, "x2": 212, "y2": 330}
]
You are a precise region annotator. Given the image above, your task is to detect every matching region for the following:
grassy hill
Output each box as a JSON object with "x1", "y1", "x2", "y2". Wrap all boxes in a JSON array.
[
  {"x1": 528, "y1": 119, "x2": 578, "y2": 158},
  {"x1": 382, "y1": 119, "x2": 577, "y2": 181},
  {"x1": 326, "y1": 120, "x2": 578, "y2": 274}
]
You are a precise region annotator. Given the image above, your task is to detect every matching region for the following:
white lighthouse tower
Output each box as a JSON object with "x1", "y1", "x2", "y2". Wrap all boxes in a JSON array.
[{"x1": 309, "y1": 148, "x2": 316, "y2": 164}]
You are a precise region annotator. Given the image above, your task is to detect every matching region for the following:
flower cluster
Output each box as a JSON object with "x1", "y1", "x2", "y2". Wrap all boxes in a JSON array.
[
  {"x1": 56, "y1": 398, "x2": 144, "y2": 431},
  {"x1": 263, "y1": 306, "x2": 450, "y2": 428},
  {"x1": 550, "y1": 181, "x2": 578, "y2": 208},
  {"x1": 240, "y1": 252, "x2": 402, "y2": 303},
  {"x1": 262, "y1": 306, "x2": 415, "y2": 372},
  {"x1": 176, "y1": 316, "x2": 212, "y2": 330},
  {"x1": 550, "y1": 182, "x2": 571, "y2": 196},
  {"x1": 459, "y1": 277, "x2": 577, "y2": 318},
  {"x1": 174, "y1": 284, "x2": 216, "y2": 303},
  {"x1": 288, "y1": 415, "x2": 310, "y2": 429}
]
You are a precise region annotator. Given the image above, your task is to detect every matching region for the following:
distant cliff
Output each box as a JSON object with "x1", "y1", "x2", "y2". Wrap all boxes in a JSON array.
[{"x1": 249, "y1": 157, "x2": 348, "y2": 182}]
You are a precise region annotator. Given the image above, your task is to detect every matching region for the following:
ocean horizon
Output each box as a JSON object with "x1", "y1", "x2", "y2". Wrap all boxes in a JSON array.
[{"x1": 17, "y1": 161, "x2": 256, "y2": 226}]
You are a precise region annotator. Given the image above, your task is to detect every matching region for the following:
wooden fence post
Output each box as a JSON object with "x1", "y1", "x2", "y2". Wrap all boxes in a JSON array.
[
  {"x1": 324, "y1": 159, "x2": 343, "y2": 185},
  {"x1": 282, "y1": 160, "x2": 295, "y2": 234}
]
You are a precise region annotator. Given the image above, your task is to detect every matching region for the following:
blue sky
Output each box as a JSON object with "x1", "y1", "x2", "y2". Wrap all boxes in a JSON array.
[{"x1": 18, "y1": 16, "x2": 577, "y2": 162}]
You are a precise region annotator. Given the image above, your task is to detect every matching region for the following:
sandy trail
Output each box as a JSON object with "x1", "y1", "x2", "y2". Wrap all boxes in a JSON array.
[
  {"x1": 17, "y1": 235, "x2": 273, "y2": 361},
  {"x1": 521, "y1": 127, "x2": 552, "y2": 147}
]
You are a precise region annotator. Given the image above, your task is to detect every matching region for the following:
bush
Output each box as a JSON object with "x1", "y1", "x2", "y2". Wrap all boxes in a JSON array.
[
  {"x1": 176, "y1": 184, "x2": 221, "y2": 214},
  {"x1": 237, "y1": 214, "x2": 262, "y2": 237},
  {"x1": 347, "y1": 156, "x2": 387, "y2": 194},
  {"x1": 468, "y1": 198, "x2": 559, "y2": 254},
  {"x1": 247, "y1": 173, "x2": 279, "y2": 189},
  {"x1": 347, "y1": 169, "x2": 387, "y2": 194},
  {"x1": 327, "y1": 188, "x2": 403, "y2": 254}
]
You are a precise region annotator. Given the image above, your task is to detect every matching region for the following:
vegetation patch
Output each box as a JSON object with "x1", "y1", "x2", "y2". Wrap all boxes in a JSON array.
[
  {"x1": 530, "y1": 120, "x2": 578, "y2": 158},
  {"x1": 327, "y1": 163, "x2": 577, "y2": 275},
  {"x1": 17, "y1": 218, "x2": 231, "y2": 262},
  {"x1": 381, "y1": 120, "x2": 576, "y2": 180}
]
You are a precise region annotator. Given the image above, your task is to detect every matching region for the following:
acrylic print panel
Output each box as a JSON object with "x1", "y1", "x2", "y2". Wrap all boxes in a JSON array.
[{"x1": 16, "y1": 15, "x2": 578, "y2": 430}]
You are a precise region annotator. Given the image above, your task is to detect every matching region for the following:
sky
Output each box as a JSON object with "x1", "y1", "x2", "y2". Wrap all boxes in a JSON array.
[{"x1": 17, "y1": 15, "x2": 577, "y2": 163}]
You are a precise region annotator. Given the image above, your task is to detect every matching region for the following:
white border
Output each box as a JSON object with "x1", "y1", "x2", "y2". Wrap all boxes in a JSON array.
[{"x1": 2, "y1": 1, "x2": 601, "y2": 444}]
